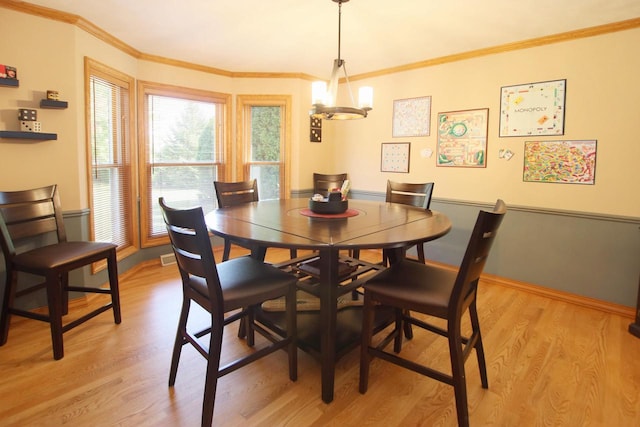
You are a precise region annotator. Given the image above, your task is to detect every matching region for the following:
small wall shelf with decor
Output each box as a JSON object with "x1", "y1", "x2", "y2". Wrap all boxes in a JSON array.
[
  {"x1": 40, "y1": 99, "x2": 68, "y2": 109},
  {"x1": 0, "y1": 131, "x2": 57, "y2": 140},
  {"x1": 0, "y1": 78, "x2": 19, "y2": 87}
]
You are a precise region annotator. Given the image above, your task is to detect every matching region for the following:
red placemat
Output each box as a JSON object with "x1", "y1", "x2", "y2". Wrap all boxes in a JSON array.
[{"x1": 299, "y1": 208, "x2": 359, "y2": 218}]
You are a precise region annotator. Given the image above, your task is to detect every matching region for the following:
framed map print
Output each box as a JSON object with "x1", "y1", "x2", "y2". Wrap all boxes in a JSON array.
[
  {"x1": 523, "y1": 140, "x2": 597, "y2": 184},
  {"x1": 499, "y1": 79, "x2": 566, "y2": 137},
  {"x1": 381, "y1": 142, "x2": 410, "y2": 173},
  {"x1": 436, "y1": 108, "x2": 488, "y2": 167},
  {"x1": 392, "y1": 96, "x2": 431, "y2": 137}
]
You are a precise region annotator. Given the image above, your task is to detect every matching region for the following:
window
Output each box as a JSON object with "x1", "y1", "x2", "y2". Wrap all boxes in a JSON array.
[
  {"x1": 236, "y1": 95, "x2": 291, "y2": 199},
  {"x1": 138, "y1": 82, "x2": 230, "y2": 247},
  {"x1": 85, "y1": 58, "x2": 138, "y2": 262}
]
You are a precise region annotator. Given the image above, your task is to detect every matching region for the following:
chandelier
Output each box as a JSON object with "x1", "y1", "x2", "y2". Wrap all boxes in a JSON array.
[{"x1": 310, "y1": 0, "x2": 373, "y2": 120}]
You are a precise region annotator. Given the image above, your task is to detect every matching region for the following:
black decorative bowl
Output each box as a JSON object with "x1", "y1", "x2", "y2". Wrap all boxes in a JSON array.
[{"x1": 309, "y1": 198, "x2": 348, "y2": 214}]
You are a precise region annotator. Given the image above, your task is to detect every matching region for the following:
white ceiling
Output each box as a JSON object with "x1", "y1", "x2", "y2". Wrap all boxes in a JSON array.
[{"x1": 22, "y1": 0, "x2": 640, "y2": 77}]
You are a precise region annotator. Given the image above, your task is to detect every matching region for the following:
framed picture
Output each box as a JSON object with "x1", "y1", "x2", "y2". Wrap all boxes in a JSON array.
[
  {"x1": 381, "y1": 142, "x2": 410, "y2": 173},
  {"x1": 523, "y1": 140, "x2": 597, "y2": 184},
  {"x1": 436, "y1": 108, "x2": 488, "y2": 167},
  {"x1": 392, "y1": 96, "x2": 431, "y2": 137},
  {"x1": 499, "y1": 79, "x2": 566, "y2": 137}
]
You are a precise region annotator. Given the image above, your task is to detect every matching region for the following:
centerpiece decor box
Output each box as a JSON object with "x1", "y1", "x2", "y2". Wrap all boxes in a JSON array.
[{"x1": 309, "y1": 191, "x2": 348, "y2": 214}]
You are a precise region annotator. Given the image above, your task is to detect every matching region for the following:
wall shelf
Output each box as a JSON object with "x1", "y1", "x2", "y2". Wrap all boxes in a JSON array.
[
  {"x1": 0, "y1": 131, "x2": 57, "y2": 140},
  {"x1": 40, "y1": 99, "x2": 68, "y2": 109},
  {"x1": 0, "y1": 78, "x2": 19, "y2": 87}
]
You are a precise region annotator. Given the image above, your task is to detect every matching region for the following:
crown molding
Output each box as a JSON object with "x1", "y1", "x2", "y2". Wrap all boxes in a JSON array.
[{"x1": 2, "y1": 1, "x2": 639, "y2": 81}]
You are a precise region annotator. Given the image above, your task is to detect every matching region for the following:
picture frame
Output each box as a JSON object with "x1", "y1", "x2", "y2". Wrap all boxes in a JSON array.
[
  {"x1": 499, "y1": 79, "x2": 566, "y2": 137},
  {"x1": 392, "y1": 96, "x2": 431, "y2": 137},
  {"x1": 436, "y1": 108, "x2": 488, "y2": 167},
  {"x1": 523, "y1": 140, "x2": 597, "y2": 184},
  {"x1": 381, "y1": 142, "x2": 411, "y2": 173}
]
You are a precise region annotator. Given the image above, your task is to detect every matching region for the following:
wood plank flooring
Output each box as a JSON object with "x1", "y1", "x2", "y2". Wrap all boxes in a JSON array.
[{"x1": 1, "y1": 248, "x2": 639, "y2": 426}]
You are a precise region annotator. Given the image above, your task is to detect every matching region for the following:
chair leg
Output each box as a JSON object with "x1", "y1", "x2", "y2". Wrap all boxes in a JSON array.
[
  {"x1": 402, "y1": 309, "x2": 414, "y2": 340},
  {"x1": 449, "y1": 327, "x2": 470, "y2": 427},
  {"x1": 107, "y1": 250, "x2": 122, "y2": 324},
  {"x1": 237, "y1": 317, "x2": 247, "y2": 339},
  {"x1": 246, "y1": 307, "x2": 255, "y2": 347},
  {"x1": 285, "y1": 284, "x2": 298, "y2": 381},
  {"x1": 201, "y1": 323, "x2": 223, "y2": 427},
  {"x1": 46, "y1": 273, "x2": 65, "y2": 360},
  {"x1": 393, "y1": 308, "x2": 404, "y2": 353},
  {"x1": 61, "y1": 272, "x2": 70, "y2": 316},
  {"x1": 169, "y1": 298, "x2": 191, "y2": 386},
  {"x1": 0, "y1": 270, "x2": 18, "y2": 346},
  {"x1": 222, "y1": 239, "x2": 231, "y2": 262},
  {"x1": 470, "y1": 301, "x2": 488, "y2": 388},
  {"x1": 359, "y1": 292, "x2": 375, "y2": 394},
  {"x1": 225, "y1": 241, "x2": 249, "y2": 341},
  {"x1": 399, "y1": 245, "x2": 424, "y2": 341},
  {"x1": 417, "y1": 243, "x2": 426, "y2": 263}
]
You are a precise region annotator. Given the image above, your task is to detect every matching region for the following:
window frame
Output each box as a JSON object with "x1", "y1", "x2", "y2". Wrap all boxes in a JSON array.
[
  {"x1": 137, "y1": 81, "x2": 231, "y2": 247},
  {"x1": 84, "y1": 57, "x2": 139, "y2": 267},
  {"x1": 236, "y1": 95, "x2": 291, "y2": 199}
]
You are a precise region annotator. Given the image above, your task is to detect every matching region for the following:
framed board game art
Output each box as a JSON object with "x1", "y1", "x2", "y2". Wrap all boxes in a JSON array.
[
  {"x1": 500, "y1": 79, "x2": 566, "y2": 137},
  {"x1": 381, "y1": 142, "x2": 410, "y2": 173},
  {"x1": 436, "y1": 108, "x2": 488, "y2": 167},
  {"x1": 392, "y1": 96, "x2": 431, "y2": 137},
  {"x1": 523, "y1": 140, "x2": 597, "y2": 184}
]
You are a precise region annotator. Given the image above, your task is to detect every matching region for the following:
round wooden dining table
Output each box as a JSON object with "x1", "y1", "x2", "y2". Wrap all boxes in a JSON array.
[{"x1": 205, "y1": 198, "x2": 452, "y2": 403}]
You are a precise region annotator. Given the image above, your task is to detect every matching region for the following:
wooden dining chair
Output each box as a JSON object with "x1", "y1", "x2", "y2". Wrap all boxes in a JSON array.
[
  {"x1": 313, "y1": 172, "x2": 347, "y2": 196},
  {"x1": 359, "y1": 199, "x2": 506, "y2": 427},
  {"x1": 312, "y1": 172, "x2": 359, "y2": 261},
  {"x1": 213, "y1": 179, "x2": 259, "y2": 261},
  {"x1": 159, "y1": 198, "x2": 298, "y2": 427},
  {"x1": 0, "y1": 184, "x2": 121, "y2": 360},
  {"x1": 214, "y1": 179, "x2": 297, "y2": 260},
  {"x1": 384, "y1": 180, "x2": 435, "y2": 265}
]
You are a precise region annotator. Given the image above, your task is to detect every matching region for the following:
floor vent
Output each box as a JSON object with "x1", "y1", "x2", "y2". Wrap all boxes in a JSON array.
[{"x1": 160, "y1": 253, "x2": 176, "y2": 266}]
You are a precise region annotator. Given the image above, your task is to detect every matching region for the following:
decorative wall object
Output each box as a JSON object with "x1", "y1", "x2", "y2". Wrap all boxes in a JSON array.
[
  {"x1": 498, "y1": 148, "x2": 514, "y2": 160},
  {"x1": 18, "y1": 108, "x2": 41, "y2": 132},
  {"x1": 20, "y1": 121, "x2": 41, "y2": 132},
  {"x1": 381, "y1": 142, "x2": 410, "y2": 173},
  {"x1": 0, "y1": 64, "x2": 17, "y2": 79},
  {"x1": 392, "y1": 96, "x2": 431, "y2": 137},
  {"x1": 310, "y1": 116, "x2": 322, "y2": 142},
  {"x1": 436, "y1": 108, "x2": 488, "y2": 167},
  {"x1": 523, "y1": 140, "x2": 597, "y2": 184},
  {"x1": 500, "y1": 79, "x2": 566, "y2": 137},
  {"x1": 18, "y1": 109, "x2": 37, "y2": 121}
]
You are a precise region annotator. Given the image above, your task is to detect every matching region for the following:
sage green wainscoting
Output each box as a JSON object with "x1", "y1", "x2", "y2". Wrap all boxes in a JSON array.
[{"x1": 342, "y1": 190, "x2": 639, "y2": 308}]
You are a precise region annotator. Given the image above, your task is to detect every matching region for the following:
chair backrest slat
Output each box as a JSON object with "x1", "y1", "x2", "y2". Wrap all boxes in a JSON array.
[
  {"x1": 0, "y1": 185, "x2": 55, "y2": 205},
  {"x1": 0, "y1": 185, "x2": 66, "y2": 258},
  {"x1": 7, "y1": 217, "x2": 58, "y2": 240},
  {"x1": 214, "y1": 180, "x2": 259, "y2": 208},
  {"x1": 313, "y1": 173, "x2": 348, "y2": 196},
  {"x1": 386, "y1": 180, "x2": 435, "y2": 210},
  {"x1": 0, "y1": 200, "x2": 55, "y2": 224}
]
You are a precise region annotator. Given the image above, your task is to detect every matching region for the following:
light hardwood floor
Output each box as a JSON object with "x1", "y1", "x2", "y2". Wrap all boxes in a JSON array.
[{"x1": 1, "y1": 248, "x2": 639, "y2": 426}]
